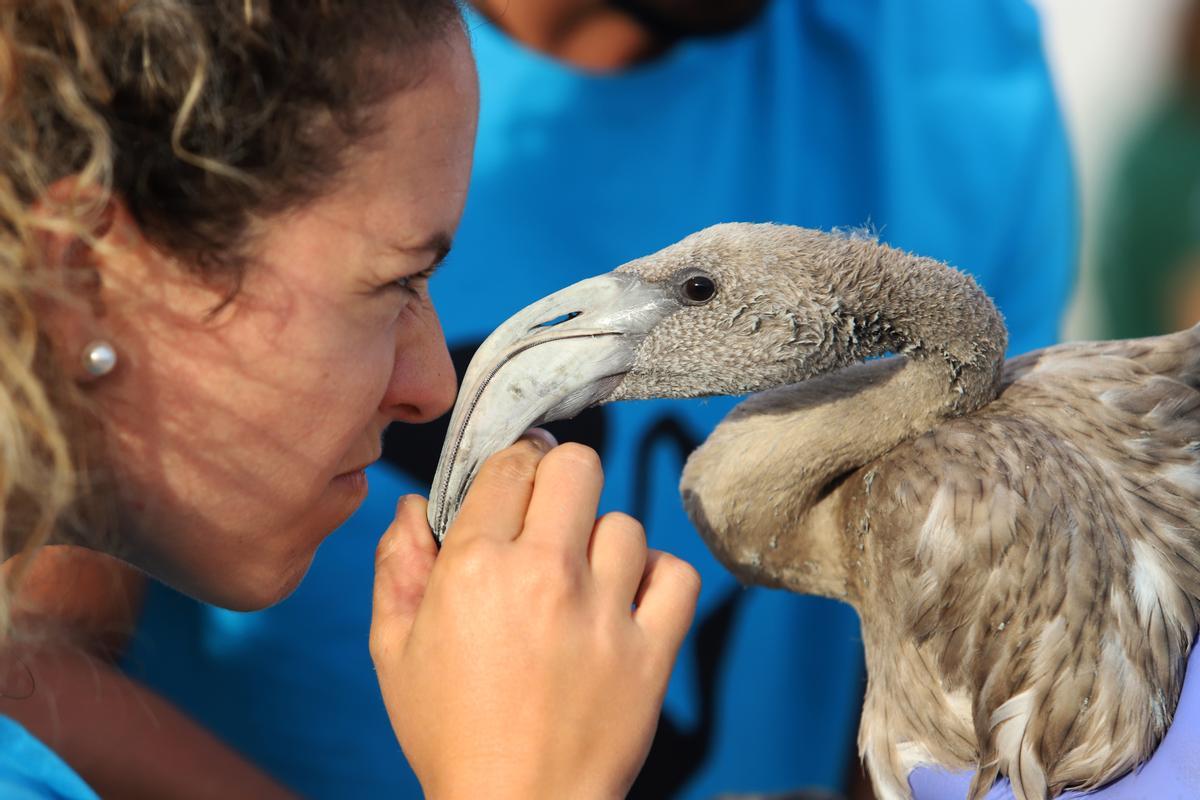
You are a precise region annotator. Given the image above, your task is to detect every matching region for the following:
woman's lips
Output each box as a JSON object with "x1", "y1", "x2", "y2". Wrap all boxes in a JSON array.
[
  {"x1": 334, "y1": 448, "x2": 382, "y2": 481},
  {"x1": 331, "y1": 468, "x2": 369, "y2": 494}
]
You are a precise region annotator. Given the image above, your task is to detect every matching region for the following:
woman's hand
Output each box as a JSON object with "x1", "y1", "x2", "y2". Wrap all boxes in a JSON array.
[{"x1": 370, "y1": 435, "x2": 701, "y2": 800}]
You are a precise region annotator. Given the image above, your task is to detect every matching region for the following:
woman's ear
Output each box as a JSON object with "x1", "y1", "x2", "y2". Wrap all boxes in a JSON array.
[{"x1": 31, "y1": 179, "x2": 132, "y2": 385}]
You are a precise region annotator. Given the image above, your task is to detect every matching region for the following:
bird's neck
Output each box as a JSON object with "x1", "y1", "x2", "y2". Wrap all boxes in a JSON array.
[
  {"x1": 825, "y1": 236, "x2": 1008, "y2": 417},
  {"x1": 681, "y1": 242, "x2": 1008, "y2": 604}
]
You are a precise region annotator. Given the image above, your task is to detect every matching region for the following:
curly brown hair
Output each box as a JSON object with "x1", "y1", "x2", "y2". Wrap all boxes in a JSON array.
[{"x1": 0, "y1": 0, "x2": 461, "y2": 638}]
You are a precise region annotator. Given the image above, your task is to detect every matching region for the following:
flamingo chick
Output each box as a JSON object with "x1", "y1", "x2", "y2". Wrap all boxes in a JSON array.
[{"x1": 428, "y1": 223, "x2": 1200, "y2": 800}]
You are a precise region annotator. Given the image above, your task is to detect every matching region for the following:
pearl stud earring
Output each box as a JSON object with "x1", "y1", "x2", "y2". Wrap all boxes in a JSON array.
[{"x1": 81, "y1": 340, "x2": 117, "y2": 377}]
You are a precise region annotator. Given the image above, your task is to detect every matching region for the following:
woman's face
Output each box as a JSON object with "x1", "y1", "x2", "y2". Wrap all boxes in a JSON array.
[{"x1": 92, "y1": 28, "x2": 478, "y2": 609}]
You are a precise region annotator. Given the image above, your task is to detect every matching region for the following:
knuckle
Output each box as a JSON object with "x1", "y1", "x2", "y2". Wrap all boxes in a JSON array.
[
  {"x1": 373, "y1": 534, "x2": 396, "y2": 565},
  {"x1": 528, "y1": 540, "x2": 576, "y2": 574},
  {"x1": 523, "y1": 542, "x2": 583, "y2": 591},
  {"x1": 590, "y1": 623, "x2": 628, "y2": 665},
  {"x1": 447, "y1": 537, "x2": 500, "y2": 580},
  {"x1": 596, "y1": 512, "x2": 647, "y2": 559},
  {"x1": 373, "y1": 525, "x2": 410, "y2": 566},
  {"x1": 658, "y1": 552, "x2": 702, "y2": 597},
  {"x1": 599, "y1": 510, "x2": 646, "y2": 541}
]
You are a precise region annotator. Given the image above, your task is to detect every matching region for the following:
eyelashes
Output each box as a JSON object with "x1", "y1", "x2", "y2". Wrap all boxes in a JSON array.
[{"x1": 389, "y1": 261, "x2": 441, "y2": 298}]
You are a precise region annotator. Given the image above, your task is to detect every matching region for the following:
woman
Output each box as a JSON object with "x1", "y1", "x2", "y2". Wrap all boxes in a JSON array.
[{"x1": 0, "y1": 2, "x2": 699, "y2": 797}]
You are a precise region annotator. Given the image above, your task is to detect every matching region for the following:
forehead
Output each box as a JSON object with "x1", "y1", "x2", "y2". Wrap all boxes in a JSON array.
[{"x1": 303, "y1": 27, "x2": 478, "y2": 252}]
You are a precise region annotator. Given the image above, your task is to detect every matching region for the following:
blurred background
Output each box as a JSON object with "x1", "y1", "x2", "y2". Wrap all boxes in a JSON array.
[{"x1": 1039, "y1": 0, "x2": 1200, "y2": 339}]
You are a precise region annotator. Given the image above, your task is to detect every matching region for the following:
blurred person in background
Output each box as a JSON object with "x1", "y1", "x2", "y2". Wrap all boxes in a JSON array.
[
  {"x1": 34, "y1": 0, "x2": 1075, "y2": 798},
  {"x1": 1098, "y1": 0, "x2": 1200, "y2": 338}
]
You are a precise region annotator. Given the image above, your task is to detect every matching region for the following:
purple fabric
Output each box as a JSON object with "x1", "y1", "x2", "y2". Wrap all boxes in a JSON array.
[{"x1": 908, "y1": 647, "x2": 1200, "y2": 799}]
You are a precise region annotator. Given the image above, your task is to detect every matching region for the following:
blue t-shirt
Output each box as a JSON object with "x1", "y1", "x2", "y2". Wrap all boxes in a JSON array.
[
  {"x1": 123, "y1": 1, "x2": 1076, "y2": 797},
  {"x1": 0, "y1": 717, "x2": 98, "y2": 800}
]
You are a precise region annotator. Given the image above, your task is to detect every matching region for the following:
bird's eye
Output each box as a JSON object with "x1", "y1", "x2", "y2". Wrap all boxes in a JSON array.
[{"x1": 681, "y1": 274, "x2": 717, "y2": 304}]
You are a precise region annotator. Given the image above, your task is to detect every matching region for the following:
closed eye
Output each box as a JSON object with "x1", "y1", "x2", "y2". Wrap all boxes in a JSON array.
[
  {"x1": 391, "y1": 263, "x2": 438, "y2": 295},
  {"x1": 388, "y1": 254, "x2": 448, "y2": 297}
]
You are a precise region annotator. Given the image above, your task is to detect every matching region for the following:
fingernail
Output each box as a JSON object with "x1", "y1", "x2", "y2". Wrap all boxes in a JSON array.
[{"x1": 519, "y1": 427, "x2": 558, "y2": 453}]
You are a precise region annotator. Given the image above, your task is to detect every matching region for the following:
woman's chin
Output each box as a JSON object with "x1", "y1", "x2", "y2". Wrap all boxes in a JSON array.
[
  {"x1": 215, "y1": 488, "x2": 367, "y2": 609},
  {"x1": 204, "y1": 557, "x2": 315, "y2": 611},
  {"x1": 225, "y1": 568, "x2": 312, "y2": 614},
  {"x1": 133, "y1": 486, "x2": 363, "y2": 611}
]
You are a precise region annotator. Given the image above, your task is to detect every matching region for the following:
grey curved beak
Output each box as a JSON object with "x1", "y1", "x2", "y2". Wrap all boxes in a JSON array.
[{"x1": 428, "y1": 271, "x2": 675, "y2": 542}]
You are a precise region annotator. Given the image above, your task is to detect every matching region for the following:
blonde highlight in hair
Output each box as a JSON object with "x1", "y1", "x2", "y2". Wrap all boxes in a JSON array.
[
  {"x1": 0, "y1": 0, "x2": 117, "y2": 641},
  {"x1": 0, "y1": 0, "x2": 458, "y2": 639}
]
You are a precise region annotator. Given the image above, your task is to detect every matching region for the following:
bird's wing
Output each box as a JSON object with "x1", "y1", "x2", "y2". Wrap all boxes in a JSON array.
[{"x1": 864, "y1": 325, "x2": 1200, "y2": 797}]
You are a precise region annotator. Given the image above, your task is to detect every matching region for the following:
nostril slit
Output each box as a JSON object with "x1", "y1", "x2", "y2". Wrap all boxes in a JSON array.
[{"x1": 530, "y1": 310, "x2": 582, "y2": 331}]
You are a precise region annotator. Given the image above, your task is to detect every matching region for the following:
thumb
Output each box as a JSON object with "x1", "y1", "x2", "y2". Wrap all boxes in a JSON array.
[{"x1": 370, "y1": 494, "x2": 438, "y2": 660}]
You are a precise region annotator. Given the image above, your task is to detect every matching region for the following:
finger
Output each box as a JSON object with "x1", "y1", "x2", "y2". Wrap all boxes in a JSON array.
[
  {"x1": 519, "y1": 442, "x2": 604, "y2": 557},
  {"x1": 448, "y1": 432, "x2": 555, "y2": 548},
  {"x1": 632, "y1": 549, "x2": 701, "y2": 660},
  {"x1": 588, "y1": 512, "x2": 648, "y2": 611},
  {"x1": 370, "y1": 495, "x2": 439, "y2": 661},
  {"x1": 518, "y1": 426, "x2": 557, "y2": 453}
]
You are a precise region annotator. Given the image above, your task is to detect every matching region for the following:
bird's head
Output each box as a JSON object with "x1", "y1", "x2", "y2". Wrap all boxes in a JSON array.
[
  {"x1": 608, "y1": 222, "x2": 867, "y2": 400},
  {"x1": 428, "y1": 222, "x2": 894, "y2": 540}
]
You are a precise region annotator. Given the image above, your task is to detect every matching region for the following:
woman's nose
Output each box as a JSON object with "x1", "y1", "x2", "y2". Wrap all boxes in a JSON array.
[{"x1": 381, "y1": 306, "x2": 457, "y2": 423}]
